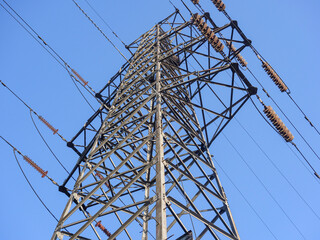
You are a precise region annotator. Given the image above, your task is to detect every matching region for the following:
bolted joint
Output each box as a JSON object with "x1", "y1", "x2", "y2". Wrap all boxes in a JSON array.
[
  {"x1": 95, "y1": 92, "x2": 102, "y2": 99},
  {"x1": 59, "y1": 185, "x2": 69, "y2": 196},
  {"x1": 67, "y1": 141, "x2": 74, "y2": 148},
  {"x1": 248, "y1": 86, "x2": 258, "y2": 96}
]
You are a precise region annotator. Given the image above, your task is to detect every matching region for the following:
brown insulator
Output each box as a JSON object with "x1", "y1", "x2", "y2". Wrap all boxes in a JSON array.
[
  {"x1": 38, "y1": 116, "x2": 58, "y2": 135},
  {"x1": 261, "y1": 61, "x2": 288, "y2": 92},
  {"x1": 95, "y1": 171, "x2": 110, "y2": 189},
  {"x1": 216, "y1": 41, "x2": 224, "y2": 52},
  {"x1": 191, "y1": 0, "x2": 199, "y2": 4},
  {"x1": 192, "y1": 13, "x2": 201, "y2": 23},
  {"x1": 263, "y1": 106, "x2": 294, "y2": 142},
  {"x1": 205, "y1": 27, "x2": 212, "y2": 38},
  {"x1": 211, "y1": 0, "x2": 226, "y2": 11},
  {"x1": 198, "y1": 18, "x2": 205, "y2": 28},
  {"x1": 227, "y1": 41, "x2": 247, "y2": 67},
  {"x1": 23, "y1": 155, "x2": 48, "y2": 178},
  {"x1": 201, "y1": 22, "x2": 209, "y2": 34},
  {"x1": 95, "y1": 221, "x2": 114, "y2": 238},
  {"x1": 71, "y1": 69, "x2": 88, "y2": 86}
]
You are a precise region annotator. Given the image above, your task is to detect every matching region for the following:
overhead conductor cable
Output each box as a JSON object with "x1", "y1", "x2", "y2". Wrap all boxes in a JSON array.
[
  {"x1": 0, "y1": 0, "x2": 98, "y2": 109},
  {"x1": 0, "y1": 136, "x2": 58, "y2": 185},
  {"x1": 256, "y1": 95, "x2": 320, "y2": 179},
  {"x1": 190, "y1": 1, "x2": 320, "y2": 167},
  {"x1": 0, "y1": 80, "x2": 77, "y2": 179},
  {"x1": 210, "y1": 0, "x2": 320, "y2": 136},
  {"x1": 0, "y1": 80, "x2": 66, "y2": 141}
]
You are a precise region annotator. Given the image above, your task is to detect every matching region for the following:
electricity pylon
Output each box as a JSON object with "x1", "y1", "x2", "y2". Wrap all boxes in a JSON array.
[{"x1": 52, "y1": 10, "x2": 256, "y2": 240}]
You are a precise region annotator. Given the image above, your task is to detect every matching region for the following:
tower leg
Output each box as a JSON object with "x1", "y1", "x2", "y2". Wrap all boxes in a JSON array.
[{"x1": 155, "y1": 24, "x2": 167, "y2": 240}]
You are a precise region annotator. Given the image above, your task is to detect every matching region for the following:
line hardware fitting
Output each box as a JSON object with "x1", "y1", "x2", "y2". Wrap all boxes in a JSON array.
[
  {"x1": 256, "y1": 96, "x2": 320, "y2": 180},
  {"x1": 186, "y1": 0, "x2": 320, "y2": 175},
  {"x1": 0, "y1": 0, "x2": 98, "y2": 105},
  {"x1": 189, "y1": 0, "x2": 320, "y2": 136},
  {"x1": 0, "y1": 80, "x2": 67, "y2": 142},
  {"x1": 0, "y1": 136, "x2": 58, "y2": 186}
]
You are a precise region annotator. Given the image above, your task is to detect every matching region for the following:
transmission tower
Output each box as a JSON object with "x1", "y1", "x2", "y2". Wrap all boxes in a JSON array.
[{"x1": 52, "y1": 10, "x2": 257, "y2": 240}]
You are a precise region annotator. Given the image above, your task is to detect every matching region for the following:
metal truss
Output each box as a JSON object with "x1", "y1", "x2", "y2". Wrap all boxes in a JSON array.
[{"x1": 53, "y1": 10, "x2": 257, "y2": 240}]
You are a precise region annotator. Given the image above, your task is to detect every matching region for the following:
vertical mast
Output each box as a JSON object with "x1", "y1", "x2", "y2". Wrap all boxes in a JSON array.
[{"x1": 155, "y1": 24, "x2": 167, "y2": 240}]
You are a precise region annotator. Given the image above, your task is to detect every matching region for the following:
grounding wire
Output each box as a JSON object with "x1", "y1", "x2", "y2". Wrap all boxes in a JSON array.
[
  {"x1": 83, "y1": 0, "x2": 127, "y2": 47},
  {"x1": 1, "y1": 0, "x2": 98, "y2": 107},
  {"x1": 71, "y1": 0, "x2": 161, "y2": 98}
]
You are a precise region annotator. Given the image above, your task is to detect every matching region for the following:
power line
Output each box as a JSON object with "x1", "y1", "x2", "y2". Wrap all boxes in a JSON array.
[
  {"x1": 189, "y1": 0, "x2": 320, "y2": 139},
  {"x1": 0, "y1": 79, "x2": 80, "y2": 181},
  {"x1": 70, "y1": 0, "x2": 162, "y2": 98},
  {"x1": 0, "y1": 0, "x2": 98, "y2": 109},
  {"x1": 192, "y1": 82, "x2": 308, "y2": 238},
  {"x1": 252, "y1": 94, "x2": 320, "y2": 179},
  {"x1": 13, "y1": 149, "x2": 60, "y2": 222},
  {"x1": 218, "y1": 1, "x2": 320, "y2": 136},
  {"x1": 0, "y1": 135, "x2": 58, "y2": 186},
  {"x1": 0, "y1": 80, "x2": 67, "y2": 142},
  {"x1": 234, "y1": 118, "x2": 320, "y2": 221},
  {"x1": 83, "y1": 0, "x2": 127, "y2": 47},
  {"x1": 287, "y1": 94, "x2": 320, "y2": 136},
  {"x1": 212, "y1": 158, "x2": 279, "y2": 240},
  {"x1": 220, "y1": 130, "x2": 307, "y2": 239},
  {"x1": 246, "y1": 67, "x2": 320, "y2": 163},
  {"x1": 179, "y1": 4, "x2": 318, "y2": 234},
  {"x1": 0, "y1": 1, "x2": 65, "y2": 68}
]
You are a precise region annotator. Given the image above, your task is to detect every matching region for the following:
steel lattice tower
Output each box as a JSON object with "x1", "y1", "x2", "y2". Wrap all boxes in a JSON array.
[{"x1": 52, "y1": 10, "x2": 257, "y2": 240}]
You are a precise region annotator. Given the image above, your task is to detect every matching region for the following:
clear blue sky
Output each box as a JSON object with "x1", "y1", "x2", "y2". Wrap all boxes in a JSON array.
[{"x1": 1, "y1": 0, "x2": 320, "y2": 239}]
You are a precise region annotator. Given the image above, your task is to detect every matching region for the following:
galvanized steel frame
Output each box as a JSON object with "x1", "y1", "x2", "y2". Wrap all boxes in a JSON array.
[{"x1": 52, "y1": 9, "x2": 256, "y2": 240}]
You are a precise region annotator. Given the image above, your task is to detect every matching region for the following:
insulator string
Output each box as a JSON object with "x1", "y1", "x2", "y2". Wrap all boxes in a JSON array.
[
  {"x1": 13, "y1": 149, "x2": 60, "y2": 222},
  {"x1": 0, "y1": 0, "x2": 98, "y2": 109},
  {"x1": 95, "y1": 221, "x2": 115, "y2": 238},
  {"x1": 190, "y1": 0, "x2": 320, "y2": 136},
  {"x1": 0, "y1": 80, "x2": 67, "y2": 142},
  {"x1": 1, "y1": 135, "x2": 58, "y2": 186}
]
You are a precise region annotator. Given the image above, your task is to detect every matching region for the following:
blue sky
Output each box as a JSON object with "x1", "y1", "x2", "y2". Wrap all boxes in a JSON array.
[{"x1": 1, "y1": 0, "x2": 320, "y2": 239}]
